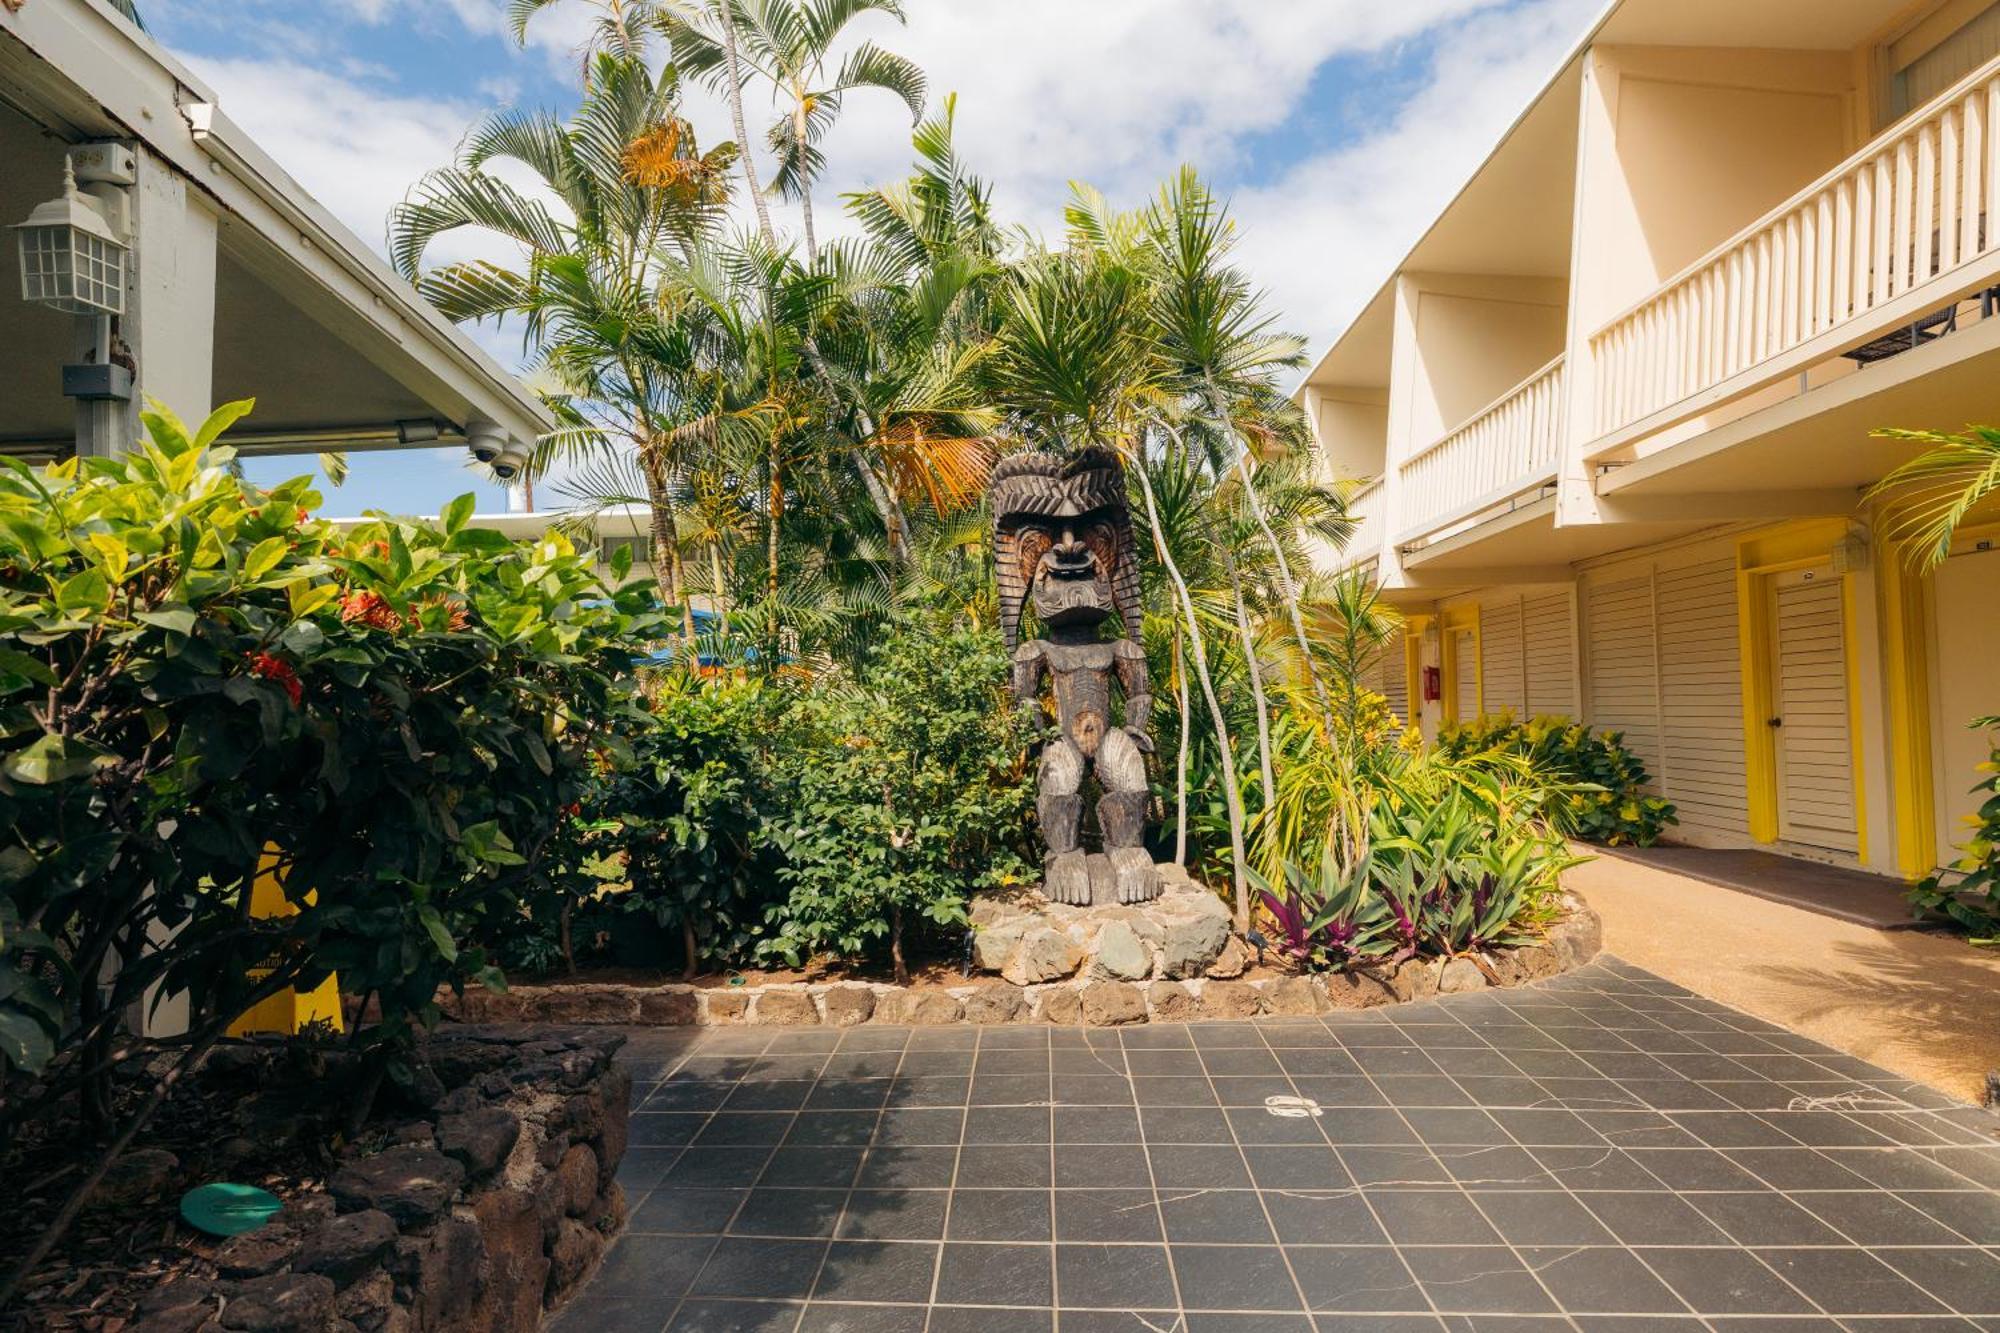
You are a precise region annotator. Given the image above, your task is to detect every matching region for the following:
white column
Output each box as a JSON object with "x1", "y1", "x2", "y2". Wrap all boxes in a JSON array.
[{"x1": 109, "y1": 145, "x2": 217, "y2": 455}]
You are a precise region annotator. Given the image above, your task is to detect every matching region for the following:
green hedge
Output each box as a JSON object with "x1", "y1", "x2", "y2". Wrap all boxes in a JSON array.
[{"x1": 1437, "y1": 714, "x2": 1677, "y2": 847}]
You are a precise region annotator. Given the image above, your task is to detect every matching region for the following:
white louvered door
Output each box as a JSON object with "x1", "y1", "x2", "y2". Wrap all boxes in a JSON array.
[
  {"x1": 1583, "y1": 574, "x2": 1663, "y2": 790},
  {"x1": 1522, "y1": 591, "x2": 1577, "y2": 717},
  {"x1": 1656, "y1": 556, "x2": 1750, "y2": 842},
  {"x1": 1772, "y1": 567, "x2": 1858, "y2": 853},
  {"x1": 1480, "y1": 599, "x2": 1526, "y2": 720},
  {"x1": 1375, "y1": 635, "x2": 1410, "y2": 725},
  {"x1": 1452, "y1": 628, "x2": 1478, "y2": 722}
]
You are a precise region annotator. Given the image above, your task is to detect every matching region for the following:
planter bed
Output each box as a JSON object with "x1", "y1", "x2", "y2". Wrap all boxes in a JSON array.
[
  {"x1": 446, "y1": 893, "x2": 1603, "y2": 1029},
  {"x1": 7, "y1": 1027, "x2": 632, "y2": 1333}
]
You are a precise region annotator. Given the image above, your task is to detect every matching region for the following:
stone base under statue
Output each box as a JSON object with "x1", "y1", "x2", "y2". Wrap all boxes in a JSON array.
[{"x1": 969, "y1": 862, "x2": 1249, "y2": 986}]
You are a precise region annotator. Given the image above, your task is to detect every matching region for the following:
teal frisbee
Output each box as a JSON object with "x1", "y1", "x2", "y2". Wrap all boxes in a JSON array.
[{"x1": 179, "y1": 1182, "x2": 283, "y2": 1237}]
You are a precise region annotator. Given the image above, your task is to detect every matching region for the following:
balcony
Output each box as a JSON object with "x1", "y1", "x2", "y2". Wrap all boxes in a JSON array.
[
  {"x1": 1396, "y1": 355, "x2": 1566, "y2": 543},
  {"x1": 1335, "y1": 477, "x2": 1384, "y2": 570},
  {"x1": 1587, "y1": 55, "x2": 2000, "y2": 458}
]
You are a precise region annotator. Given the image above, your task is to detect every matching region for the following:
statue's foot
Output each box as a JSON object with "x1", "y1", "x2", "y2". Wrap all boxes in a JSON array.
[
  {"x1": 1045, "y1": 850, "x2": 1090, "y2": 906},
  {"x1": 1109, "y1": 846, "x2": 1159, "y2": 904}
]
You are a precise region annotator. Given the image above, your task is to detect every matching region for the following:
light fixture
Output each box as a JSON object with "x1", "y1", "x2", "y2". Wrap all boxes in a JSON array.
[{"x1": 14, "y1": 159, "x2": 128, "y2": 318}]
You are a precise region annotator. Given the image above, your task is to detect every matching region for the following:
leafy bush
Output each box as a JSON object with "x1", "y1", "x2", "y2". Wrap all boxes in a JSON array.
[
  {"x1": 1908, "y1": 716, "x2": 2000, "y2": 942},
  {"x1": 1253, "y1": 757, "x2": 1577, "y2": 970},
  {"x1": 1438, "y1": 714, "x2": 1677, "y2": 846},
  {"x1": 0, "y1": 403, "x2": 659, "y2": 1105},
  {"x1": 603, "y1": 677, "x2": 785, "y2": 974},
  {"x1": 758, "y1": 614, "x2": 1037, "y2": 981}
]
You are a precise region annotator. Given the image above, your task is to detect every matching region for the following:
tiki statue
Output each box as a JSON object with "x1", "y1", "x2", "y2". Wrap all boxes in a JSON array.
[{"x1": 993, "y1": 449, "x2": 1159, "y2": 906}]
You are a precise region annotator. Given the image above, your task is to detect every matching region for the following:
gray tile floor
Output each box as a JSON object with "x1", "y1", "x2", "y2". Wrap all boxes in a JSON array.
[{"x1": 553, "y1": 959, "x2": 2000, "y2": 1333}]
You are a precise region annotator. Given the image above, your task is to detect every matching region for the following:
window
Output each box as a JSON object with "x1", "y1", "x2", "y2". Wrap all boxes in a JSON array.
[
  {"x1": 599, "y1": 533, "x2": 649, "y2": 567},
  {"x1": 1887, "y1": 0, "x2": 2000, "y2": 120}
]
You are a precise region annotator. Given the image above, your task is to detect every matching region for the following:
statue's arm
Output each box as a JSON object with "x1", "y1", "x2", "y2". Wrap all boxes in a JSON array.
[
  {"x1": 1011, "y1": 644, "x2": 1046, "y2": 726},
  {"x1": 1113, "y1": 639, "x2": 1154, "y2": 753}
]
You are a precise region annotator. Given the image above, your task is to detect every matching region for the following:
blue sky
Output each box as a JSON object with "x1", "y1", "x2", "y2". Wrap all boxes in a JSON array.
[{"x1": 142, "y1": 0, "x2": 1599, "y2": 514}]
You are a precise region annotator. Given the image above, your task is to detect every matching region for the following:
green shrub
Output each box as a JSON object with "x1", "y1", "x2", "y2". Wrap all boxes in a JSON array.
[
  {"x1": 0, "y1": 403, "x2": 659, "y2": 1101},
  {"x1": 758, "y1": 613, "x2": 1037, "y2": 982},
  {"x1": 1253, "y1": 749, "x2": 1579, "y2": 970},
  {"x1": 1908, "y1": 715, "x2": 2000, "y2": 942},
  {"x1": 1438, "y1": 713, "x2": 1676, "y2": 846}
]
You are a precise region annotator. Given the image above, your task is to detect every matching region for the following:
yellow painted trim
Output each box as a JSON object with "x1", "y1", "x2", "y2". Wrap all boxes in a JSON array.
[
  {"x1": 228, "y1": 847, "x2": 345, "y2": 1038},
  {"x1": 1840, "y1": 572, "x2": 1869, "y2": 866},
  {"x1": 1736, "y1": 562, "x2": 1780, "y2": 844},
  {"x1": 1875, "y1": 533, "x2": 1938, "y2": 879},
  {"x1": 1440, "y1": 605, "x2": 1482, "y2": 724},
  {"x1": 1401, "y1": 630, "x2": 1422, "y2": 725}
]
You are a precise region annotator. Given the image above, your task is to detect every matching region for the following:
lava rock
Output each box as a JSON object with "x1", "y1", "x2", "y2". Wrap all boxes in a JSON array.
[
  {"x1": 214, "y1": 1226, "x2": 301, "y2": 1279},
  {"x1": 1079, "y1": 981, "x2": 1146, "y2": 1026},
  {"x1": 636, "y1": 987, "x2": 698, "y2": 1025},
  {"x1": 873, "y1": 989, "x2": 963, "y2": 1025},
  {"x1": 130, "y1": 1279, "x2": 220, "y2": 1333},
  {"x1": 1205, "y1": 935, "x2": 1254, "y2": 980},
  {"x1": 1261, "y1": 976, "x2": 1330, "y2": 1016},
  {"x1": 1145, "y1": 981, "x2": 1197, "y2": 1022},
  {"x1": 702, "y1": 990, "x2": 750, "y2": 1023},
  {"x1": 437, "y1": 1106, "x2": 521, "y2": 1180},
  {"x1": 1438, "y1": 957, "x2": 1490, "y2": 994},
  {"x1": 1091, "y1": 921, "x2": 1153, "y2": 981},
  {"x1": 296, "y1": 1210, "x2": 397, "y2": 1284},
  {"x1": 214, "y1": 1272, "x2": 336, "y2": 1331},
  {"x1": 555, "y1": 1143, "x2": 600, "y2": 1217},
  {"x1": 820, "y1": 985, "x2": 876, "y2": 1028},
  {"x1": 329, "y1": 1147, "x2": 466, "y2": 1228},
  {"x1": 1002, "y1": 928, "x2": 1083, "y2": 986},
  {"x1": 962, "y1": 983, "x2": 1028, "y2": 1024},
  {"x1": 752, "y1": 989, "x2": 819, "y2": 1025},
  {"x1": 93, "y1": 1147, "x2": 180, "y2": 1208},
  {"x1": 471, "y1": 1188, "x2": 547, "y2": 1333},
  {"x1": 1036, "y1": 986, "x2": 1082, "y2": 1024},
  {"x1": 1197, "y1": 980, "x2": 1260, "y2": 1020}
]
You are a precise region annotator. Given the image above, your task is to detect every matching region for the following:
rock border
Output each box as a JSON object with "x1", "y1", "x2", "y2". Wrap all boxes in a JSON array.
[
  {"x1": 447, "y1": 894, "x2": 1603, "y2": 1029},
  {"x1": 129, "y1": 1027, "x2": 631, "y2": 1333}
]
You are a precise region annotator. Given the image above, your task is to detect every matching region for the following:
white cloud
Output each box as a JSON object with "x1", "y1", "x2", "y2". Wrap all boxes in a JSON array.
[
  {"x1": 176, "y1": 0, "x2": 1603, "y2": 369},
  {"x1": 1231, "y1": 0, "x2": 1603, "y2": 352}
]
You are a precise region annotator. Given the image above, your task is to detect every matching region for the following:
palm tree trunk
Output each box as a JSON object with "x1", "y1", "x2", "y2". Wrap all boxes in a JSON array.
[
  {"x1": 794, "y1": 101, "x2": 818, "y2": 264},
  {"x1": 1223, "y1": 543, "x2": 1276, "y2": 812},
  {"x1": 1173, "y1": 627, "x2": 1189, "y2": 867},
  {"x1": 715, "y1": 1, "x2": 775, "y2": 246},
  {"x1": 639, "y1": 440, "x2": 696, "y2": 641},
  {"x1": 766, "y1": 432, "x2": 782, "y2": 599},
  {"x1": 853, "y1": 451, "x2": 909, "y2": 566},
  {"x1": 1133, "y1": 455, "x2": 1250, "y2": 933}
]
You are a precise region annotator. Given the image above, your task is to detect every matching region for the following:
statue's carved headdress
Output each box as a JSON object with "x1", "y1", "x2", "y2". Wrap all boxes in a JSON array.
[{"x1": 991, "y1": 449, "x2": 1144, "y2": 652}]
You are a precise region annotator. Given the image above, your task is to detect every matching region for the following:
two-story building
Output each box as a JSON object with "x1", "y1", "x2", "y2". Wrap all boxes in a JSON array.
[{"x1": 1307, "y1": 0, "x2": 2000, "y2": 883}]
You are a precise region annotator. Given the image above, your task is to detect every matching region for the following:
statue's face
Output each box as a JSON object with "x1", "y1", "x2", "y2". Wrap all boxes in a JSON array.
[{"x1": 1021, "y1": 515, "x2": 1118, "y2": 628}]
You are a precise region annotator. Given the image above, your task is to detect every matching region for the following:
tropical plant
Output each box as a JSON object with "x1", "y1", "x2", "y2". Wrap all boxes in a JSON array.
[
  {"x1": 759, "y1": 612, "x2": 1035, "y2": 981},
  {"x1": 1908, "y1": 715, "x2": 2000, "y2": 943},
  {"x1": 1437, "y1": 714, "x2": 1677, "y2": 847},
  {"x1": 388, "y1": 51, "x2": 737, "y2": 628},
  {"x1": 0, "y1": 402, "x2": 659, "y2": 1304},
  {"x1": 1867, "y1": 425, "x2": 2000, "y2": 571},
  {"x1": 668, "y1": 0, "x2": 926, "y2": 262}
]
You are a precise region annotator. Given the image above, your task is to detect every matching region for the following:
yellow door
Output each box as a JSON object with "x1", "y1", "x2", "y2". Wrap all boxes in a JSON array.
[
  {"x1": 1770, "y1": 566, "x2": 1858, "y2": 854},
  {"x1": 1932, "y1": 544, "x2": 2000, "y2": 866}
]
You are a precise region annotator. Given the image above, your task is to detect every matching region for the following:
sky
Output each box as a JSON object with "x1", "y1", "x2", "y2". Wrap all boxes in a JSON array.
[{"x1": 138, "y1": 0, "x2": 1605, "y2": 515}]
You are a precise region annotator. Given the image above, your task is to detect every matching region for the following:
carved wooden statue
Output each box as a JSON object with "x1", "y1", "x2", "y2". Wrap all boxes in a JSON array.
[{"x1": 993, "y1": 450, "x2": 1159, "y2": 905}]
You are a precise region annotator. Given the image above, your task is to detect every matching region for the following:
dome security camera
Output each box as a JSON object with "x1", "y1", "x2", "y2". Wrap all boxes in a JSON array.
[{"x1": 466, "y1": 423, "x2": 531, "y2": 481}]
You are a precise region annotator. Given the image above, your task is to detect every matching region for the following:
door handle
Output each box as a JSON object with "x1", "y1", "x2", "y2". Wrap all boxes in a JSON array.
[{"x1": 1767, "y1": 717, "x2": 1783, "y2": 728}]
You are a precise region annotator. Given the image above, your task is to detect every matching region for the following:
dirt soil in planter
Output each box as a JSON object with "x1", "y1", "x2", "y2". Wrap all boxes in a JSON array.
[{"x1": 1, "y1": 1063, "x2": 337, "y2": 1331}]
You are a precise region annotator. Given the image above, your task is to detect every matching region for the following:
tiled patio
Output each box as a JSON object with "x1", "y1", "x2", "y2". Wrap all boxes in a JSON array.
[{"x1": 557, "y1": 959, "x2": 2000, "y2": 1333}]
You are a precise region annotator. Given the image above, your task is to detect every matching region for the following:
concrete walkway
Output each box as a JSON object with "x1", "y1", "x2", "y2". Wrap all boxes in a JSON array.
[{"x1": 1567, "y1": 854, "x2": 2000, "y2": 1106}]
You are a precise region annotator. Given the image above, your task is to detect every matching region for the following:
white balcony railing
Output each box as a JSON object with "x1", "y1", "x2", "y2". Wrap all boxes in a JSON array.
[
  {"x1": 1590, "y1": 56, "x2": 2000, "y2": 447},
  {"x1": 1337, "y1": 477, "x2": 1384, "y2": 567},
  {"x1": 1397, "y1": 355, "x2": 1566, "y2": 540}
]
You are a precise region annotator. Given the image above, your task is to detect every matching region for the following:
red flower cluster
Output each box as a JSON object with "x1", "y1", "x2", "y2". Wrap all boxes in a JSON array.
[
  {"x1": 339, "y1": 590, "x2": 401, "y2": 631},
  {"x1": 416, "y1": 594, "x2": 472, "y2": 633},
  {"x1": 247, "y1": 651, "x2": 303, "y2": 707}
]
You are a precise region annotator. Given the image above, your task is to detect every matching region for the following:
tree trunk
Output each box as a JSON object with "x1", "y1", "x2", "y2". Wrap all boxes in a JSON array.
[
  {"x1": 682, "y1": 919, "x2": 699, "y2": 981},
  {"x1": 638, "y1": 440, "x2": 696, "y2": 642},
  {"x1": 560, "y1": 898, "x2": 576, "y2": 978},
  {"x1": 1133, "y1": 457, "x2": 1251, "y2": 933},
  {"x1": 1173, "y1": 627, "x2": 1189, "y2": 867},
  {"x1": 715, "y1": 2, "x2": 776, "y2": 246},
  {"x1": 1223, "y1": 543, "x2": 1276, "y2": 812},
  {"x1": 853, "y1": 452, "x2": 909, "y2": 566},
  {"x1": 766, "y1": 431, "x2": 783, "y2": 599},
  {"x1": 794, "y1": 101, "x2": 818, "y2": 264},
  {"x1": 890, "y1": 903, "x2": 909, "y2": 987}
]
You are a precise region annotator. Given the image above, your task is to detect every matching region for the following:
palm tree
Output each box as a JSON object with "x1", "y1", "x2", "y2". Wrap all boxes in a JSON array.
[
  {"x1": 1867, "y1": 425, "x2": 2000, "y2": 569},
  {"x1": 389, "y1": 53, "x2": 733, "y2": 627},
  {"x1": 666, "y1": 0, "x2": 926, "y2": 263}
]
